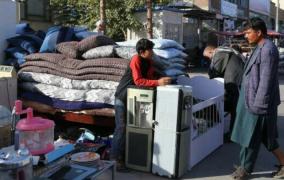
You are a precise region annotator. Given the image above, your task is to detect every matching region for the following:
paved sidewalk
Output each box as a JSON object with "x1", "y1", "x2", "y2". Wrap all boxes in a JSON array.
[{"x1": 111, "y1": 73, "x2": 284, "y2": 180}]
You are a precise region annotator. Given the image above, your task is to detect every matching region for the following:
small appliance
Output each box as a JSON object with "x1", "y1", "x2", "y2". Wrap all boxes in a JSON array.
[{"x1": 15, "y1": 100, "x2": 55, "y2": 155}]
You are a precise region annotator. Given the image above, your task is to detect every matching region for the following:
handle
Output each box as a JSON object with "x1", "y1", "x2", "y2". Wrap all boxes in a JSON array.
[{"x1": 14, "y1": 100, "x2": 34, "y2": 120}]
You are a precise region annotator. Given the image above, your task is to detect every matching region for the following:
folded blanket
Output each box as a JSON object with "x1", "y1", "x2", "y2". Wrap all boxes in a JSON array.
[
  {"x1": 21, "y1": 61, "x2": 125, "y2": 76},
  {"x1": 20, "y1": 82, "x2": 115, "y2": 104},
  {"x1": 22, "y1": 99, "x2": 115, "y2": 117},
  {"x1": 20, "y1": 91, "x2": 113, "y2": 110},
  {"x1": 19, "y1": 72, "x2": 119, "y2": 90},
  {"x1": 19, "y1": 66, "x2": 122, "y2": 81},
  {"x1": 25, "y1": 53, "x2": 128, "y2": 70}
]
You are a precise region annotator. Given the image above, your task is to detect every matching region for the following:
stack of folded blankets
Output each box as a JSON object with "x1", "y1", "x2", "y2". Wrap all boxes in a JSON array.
[
  {"x1": 18, "y1": 35, "x2": 128, "y2": 126},
  {"x1": 116, "y1": 39, "x2": 189, "y2": 80}
]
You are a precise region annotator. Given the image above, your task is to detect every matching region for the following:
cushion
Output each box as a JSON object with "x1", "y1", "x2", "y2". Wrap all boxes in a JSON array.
[
  {"x1": 82, "y1": 45, "x2": 115, "y2": 59},
  {"x1": 73, "y1": 27, "x2": 96, "y2": 40},
  {"x1": 167, "y1": 57, "x2": 186, "y2": 64},
  {"x1": 150, "y1": 39, "x2": 185, "y2": 50},
  {"x1": 7, "y1": 35, "x2": 41, "y2": 53},
  {"x1": 16, "y1": 23, "x2": 35, "y2": 35},
  {"x1": 114, "y1": 46, "x2": 136, "y2": 60},
  {"x1": 164, "y1": 68, "x2": 186, "y2": 77},
  {"x1": 152, "y1": 55, "x2": 170, "y2": 70},
  {"x1": 39, "y1": 26, "x2": 74, "y2": 53},
  {"x1": 116, "y1": 40, "x2": 137, "y2": 47},
  {"x1": 153, "y1": 48, "x2": 185, "y2": 59},
  {"x1": 56, "y1": 41, "x2": 79, "y2": 59},
  {"x1": 116, "y1": 39, "x2": 185, "y2": 50},
  {"x1": 5, "y1": 47, "x2": 28, "y2": 65},
  {"x1": 78, "y1": 35, "x2": 116, "y2": 53},
  {"x1": 168, "y1": 63, "x2": 186, "y2": 70}
]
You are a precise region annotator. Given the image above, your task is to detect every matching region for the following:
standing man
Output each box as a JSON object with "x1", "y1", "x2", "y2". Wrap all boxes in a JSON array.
[
  {"x1": 93, "y1": 20, "x2": 105, "y2": 35},
  {"x1": 231, "y1": 17, "x2": 284, "y2": 179},
  {"x1": 203, "y1": 45, "x2": 244, "y2": 139}
]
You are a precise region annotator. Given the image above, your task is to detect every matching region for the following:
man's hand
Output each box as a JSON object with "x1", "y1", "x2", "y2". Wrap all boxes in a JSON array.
[{"x1": 158, "y1": 77, "x2": 172, "y2": 86}]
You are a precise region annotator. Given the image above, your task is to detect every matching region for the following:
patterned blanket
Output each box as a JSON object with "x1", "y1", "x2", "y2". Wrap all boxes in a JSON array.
[
  {"x1": 20, "y1": 91, "x2": 113, "y2": 110},
  {"x1": 20, "y1": 82, "x2": 115, "y2": 104},
  {"x1": 19, "y1": 66, "x2": 122, "y2": 81},
  {"x1": 21, "y1": 61, "x2": 125, "y2": 76},
  {"x1": 22, "y1": 99, "x2": 114, "y2": 117},
  {"x1": 24, "y1": 53, "x2": 128, "y2": 69},
  {"x1": 19, "y1": 72, "x2": 118, "y2": 90}
]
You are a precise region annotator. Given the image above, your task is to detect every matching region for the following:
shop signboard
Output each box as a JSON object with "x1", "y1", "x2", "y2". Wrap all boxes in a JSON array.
[
  {"x1": 170, "y1": 0, "x2": 193, "y2": 7},
  {"x1": 221, "y1": 0, "x2": 237, "y2": 18},
  {"x1": 249, "y1": 0, "x2": 270, "y2": 15}
]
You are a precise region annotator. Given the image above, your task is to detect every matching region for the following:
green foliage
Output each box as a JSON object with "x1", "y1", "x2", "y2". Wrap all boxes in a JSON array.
[
  {"x1": 50, "y1": 0, "x2": 141, "y2": 40},
  {"x1": 50, "y1": 0, "x2": 170, "y2": 40}
]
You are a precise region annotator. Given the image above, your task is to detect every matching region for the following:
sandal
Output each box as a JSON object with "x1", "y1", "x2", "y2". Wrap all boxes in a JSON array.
[
  {"x1": 272, "y1": 165, "x2": 284, "y2": 179},
  {"x1": 231, "y1": 166, "x2": 250, "y2": 180}
]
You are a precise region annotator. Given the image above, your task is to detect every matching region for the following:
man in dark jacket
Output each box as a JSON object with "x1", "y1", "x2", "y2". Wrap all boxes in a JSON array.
[
  {"x1": 230, "y1": 17, "x2": 284, "y2": 180},
  {"x1": 203, "y1": 45, "x2": 244, "y2": 137}
]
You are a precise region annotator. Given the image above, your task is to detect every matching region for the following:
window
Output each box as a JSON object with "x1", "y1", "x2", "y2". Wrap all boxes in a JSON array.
[
  {"x1": 21, "y1": 0, "x2": 51, "y2": 21},
  {"x1": 226, "y1": 0, "x2": 237, "y2": 4},
  {"x1": 237, "y1": 0, "x2": 248, "y2": 8},
  {"x1": 164, "y1": 23, "x2": 182, "y2": 43}
]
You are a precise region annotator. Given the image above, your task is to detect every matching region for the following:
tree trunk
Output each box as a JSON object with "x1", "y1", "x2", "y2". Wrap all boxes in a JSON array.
[
  {"x1": 100, "y1": 0, "x2": 106, "y2": 32},
  {"x1": 146, "y1": 0, "x2": 153, "y2": 39}
]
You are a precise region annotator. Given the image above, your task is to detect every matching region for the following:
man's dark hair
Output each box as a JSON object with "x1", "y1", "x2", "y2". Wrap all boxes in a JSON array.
[
  {"x1": 136, "y1": 38, "x2": 154, "y2": 54},
  {"x1": 243, "y1": 17, "x2": 267, "y2": 36}
]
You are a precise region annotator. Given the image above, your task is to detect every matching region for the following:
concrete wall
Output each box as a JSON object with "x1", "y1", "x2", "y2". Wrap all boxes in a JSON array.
[
  {"x1": 0, "y1": 0, "x2": 17, "y2": 64},
  {"x1": 127, "y1": 10, "x2": 183, "y2": 44}
]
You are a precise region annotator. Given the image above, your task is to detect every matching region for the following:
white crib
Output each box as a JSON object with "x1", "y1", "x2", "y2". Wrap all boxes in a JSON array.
[{"x1": 177, "y1": 76, "x2": 224, "y2": 170}]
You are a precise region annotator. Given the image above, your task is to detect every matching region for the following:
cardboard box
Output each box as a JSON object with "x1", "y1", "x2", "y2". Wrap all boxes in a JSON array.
[{"x1": 0, "y1": 65, "x2": 17, "y2": 111}]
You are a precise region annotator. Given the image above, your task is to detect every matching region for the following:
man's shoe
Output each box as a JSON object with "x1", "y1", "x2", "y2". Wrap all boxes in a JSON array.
[
  {"x1": 273, "y1": 165, "x2": 284, "y2": 179},
  {"x1": 115, "y1": 160, "x2": 130, "y2": 172},
  {"x1": 231, "y1": 166, "x2": 250, "y2": 180}
]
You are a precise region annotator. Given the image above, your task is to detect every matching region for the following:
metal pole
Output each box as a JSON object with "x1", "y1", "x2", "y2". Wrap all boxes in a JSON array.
[
  {"x1": 275, "y1": 0, "x2": 279, "y2": 46},
  {"x1": 276, "y1": 0, "x2": 279, "y2": 32}
]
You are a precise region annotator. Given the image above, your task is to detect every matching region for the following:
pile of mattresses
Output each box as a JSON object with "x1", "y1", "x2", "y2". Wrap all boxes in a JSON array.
[
  {"x1": 18, "y1": 35, "x2": 127, "y2": 126},
  {"x1": 16, "y1": 28, "x2": 188, "y2": 126}
]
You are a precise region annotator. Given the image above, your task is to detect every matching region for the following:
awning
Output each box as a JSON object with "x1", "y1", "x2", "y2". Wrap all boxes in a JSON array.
[
  {"x1": 267, "y1": 30, "x2": 284, "y2": 37},
  {"x1": 182, "y1": 8, "x2": 216, "y2": 20},
  {"x1": 213, "y1": 31, "x2": 244, "y2": 37}
]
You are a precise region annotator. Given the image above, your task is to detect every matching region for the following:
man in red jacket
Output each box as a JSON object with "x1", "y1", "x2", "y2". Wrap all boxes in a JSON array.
[{"x1": 110, "y1": 38, "x2": 171, "y2": 170}]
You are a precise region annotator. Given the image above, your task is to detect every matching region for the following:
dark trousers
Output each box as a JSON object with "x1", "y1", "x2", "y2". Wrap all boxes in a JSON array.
[{"x1": 239, "y1": 117, "x2": 279, "y2": 173}]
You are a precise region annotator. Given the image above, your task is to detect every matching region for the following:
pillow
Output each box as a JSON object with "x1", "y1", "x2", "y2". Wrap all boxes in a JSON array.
[
  {"x1": 152, "y1": 55, "x2": 170, "y2": 70},
  {"x1": 73, "y1": 27, "x2": 96, "y2": 40},
  {"x1": 16, "y1": 23, "x2": 35, "y2": 35},
  {"x1": 153, "y1": 48, "x2": 185, "y2": 59},
  {"x1": 168, "y1": 63, "x2": 186, "y2": 70},
  {"x1": 39, "y1": 26, "x2": 61, "y2": 52},
  {"x1": 5, "y1": 47, "x2": 28, "y2": 65},
  {"x1": 116, "y1": 40, "x2": 138, "y2": 47},
  {"x1": 164, "y1": 68, "x2": 186, "y2": 77},
  {"x1": 56, "y1": 41, "x2": 79, "y2": 59},
  {"x1": 5, "y1": 47, "x2": 29, "y2": 59},
  {"x1": 75, "y1": 31, "x2": 97, "y2": 40},
  {"x1": 114, "y1": 46, "x2": 136, "y2": 60},
  {"x1": 39, "y1": 26, "x2": 74, "y2": 53},
  {"x1": 150, "y1": 39, "x2": 185, "y2": 50},
  {"x1": 82, "y1": 45, "x2": 115, "y2": 59},
  {"x1": 7, "y1": 35, "x2": 41, "y2": 53},
  {"x1": 116, "y1": 39, "x2": 185, "y2": 50},
  {"x1": 78, "y1": 35, "x2": 116, "y2": 53},
  {"x1": 167, "y1": 57, "x2": 186, "y2": 64}
]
